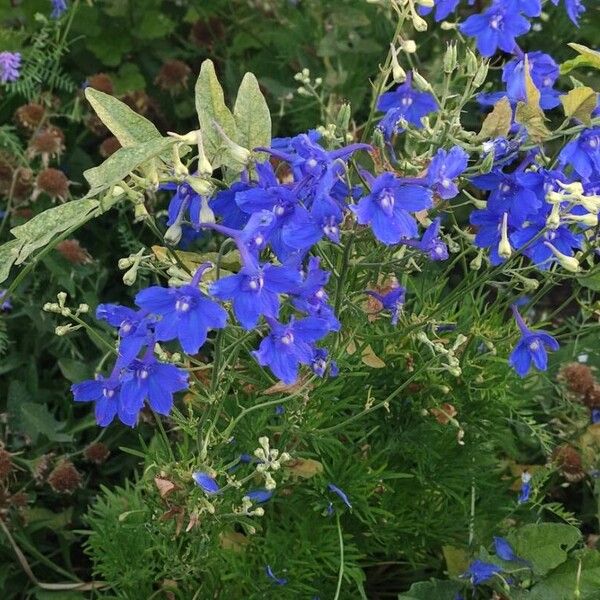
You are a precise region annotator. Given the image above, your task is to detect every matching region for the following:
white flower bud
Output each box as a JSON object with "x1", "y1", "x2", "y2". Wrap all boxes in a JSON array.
[
  {"x1": 497, "y1": 213, "x2": 512, "y2": 259},
  {"x1": 164, "y1": 223, "x2": 183, "y2": 246},
  {"x1": 565, "y1": 212, "x2": 598, "y2": 227},
  {"x1": 546, "y1": 203, "x2": 561, "y2": 229},
  {"x1": 401, "y1": 40, "x2": 417, "y2": 53},
  {"x1": 57, "y1": 292, "x2": 67, "y2": 308},
  {"x1": 199, "y1": 196, "x2": 215, "y2": 224},
  {"x1": 544, "y1": 242, "x2": 581, "y2": 272},
  {"x1": 123, "y1": 265, "x2": 139, "y2": 286}
]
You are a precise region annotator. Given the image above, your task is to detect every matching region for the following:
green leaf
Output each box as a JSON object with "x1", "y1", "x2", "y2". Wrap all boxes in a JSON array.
[
  {"x1": 58, "y1": 358, "x2": 94, "y2": 383},
  {"x1": 560, "y1": 86, "x2": 597, "y2": 126},
  {"x1": 234, "y1": 72, "x2": 272, "y2": 159},
  {"x1": 515, "y1": 56, "x2": 551, "y2": 143},
  {"x1": 478, "y1": 96, "x2": 513, "y2": 140},
  {"x1": 83, "y1": 137, "x2": 176, "y2": 197},
  {"x1": 0, "y1": 239, "x2": 24, "y2": 284},
  {"x1": 85, "y1": 88, "x2": 160, "y2": 147},
  {"x1": 194, "y1": 59, "x2": 239, "y2": 168},
  {"x1": 578, "y1": 270, "x2": 600, "y2": 292},
  {"x1": 522, "y1": 550, "x2": 600, "y2": 600},
  {"x1": 397, "y1": 579, "x2": 463, "y2": 599},
  {"x1": 10, "y1": 198, "x2": 99, "y2": 265},
  {"x1": 136, "y1": 11, "x2": 175, "y2": 40},
  {"x1": 507, "y1": 523, "x2": 581, "y2": 576},
  {"x1": 562, "y1": 44, "x2": 600, "y2": 75}
]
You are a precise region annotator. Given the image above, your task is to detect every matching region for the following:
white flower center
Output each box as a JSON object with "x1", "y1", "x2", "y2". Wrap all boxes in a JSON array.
[{"x1": 281, "y1": 332, "x2": 294, "y2": 345}]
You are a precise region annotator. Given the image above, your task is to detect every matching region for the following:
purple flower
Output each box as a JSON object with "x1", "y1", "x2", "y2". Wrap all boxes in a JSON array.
[
  {"x1": 494, "y1": 537, "x2": 519, "y2": 561},
  {"x1": 418, "y1": 0, "x2": 460, "y2": 21},
  {"x1": 246, "y1": 489, "x2": 273, "y2": 503},
  {"x1": 210, "y1": 262, "x2": 301, "y2": 329},
  {"x1": 0, "y1": 52, "x2": 21, "y2": 84},
  {"x1": 162, "y1": 182, "x2": 204, "y2": 245},
  {"x1": 503, "y1": 0, "x2": 542, "y2": 17},
  {"x1": 427, "y1": 147, "x2": 469, "y2": 200},
  {"x1": 518, "y1": 471, "x2": 532, "y2": 503},
  {"x1": 462, "y1": 560, "x2": 503, "y2": 585},
  {"x1": 193, "y1": 472, "x2": 220, "y2": 494},
  {"x1": 415, "y1": 218, "x2": 449, "y2": 261},
  {"x1": 72, "y1": 370, "x2": 137, "y2": 427},
  {"x1": 377, "y1": 73, "x2": 438, "y2": 138},
  {"x1": 310, "y1": 348, "x2": 339, "y2": 378},
  {"x1": 550, "y1": 0, "x2": 586, "y2": 26},
  {"x1": 352, "y1": 172, "x2": 432, "y2": 244},
  {"x1": 460, "y1": 3, "x2": 530, "y2": 58},
  {"x1": 0, "y1": 289, "x2": 12, "y2": 312},
  {"x1": 327, "y1": 483, "x2": 352, "y2": 509},
  {"x1": 509, "y1": 306, "x2": 559, "y2": 377},
  {"x1": 265, "y1": 565, "x2": 287, "y2": 586},
  {"x1": 120, "y1": 354, "x2": 189, "y2": 417},
  {"x1": 592, "y1": 409, "x2": 600, "y2": 424},
  {"x1": 51, "y1": 0, "x2": 68, "y2": 18},
  {"x1": 135, "y1": 265, "x2": 227, "y2": 355},
  {"x1": 559, "y1": 128, "x2": 600, "y2": 180},
  {"x1": 252, "y1": 316, "x2": 332, "y2": 384},
  {"x1": 366, "y1": 284, "x2": 406, "y2": 325}
]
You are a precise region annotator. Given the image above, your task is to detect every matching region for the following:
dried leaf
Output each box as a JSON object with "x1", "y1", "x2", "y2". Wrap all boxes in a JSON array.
[
  {"x1": 263, "y1": 375, "x2": 313, "y2": 395},
  {"x1": 284, "y1": 458, "x2": 324, "y2": 479},
  {"x1": 515, "y1": 56, "x2": 550, "y2": 143},
  {"x1": 361, "y1": 344, "x2": 386, "y2": 368},
  {"x1": 478, "y1": 96, "x2": 512, "y2": 140},
  {"x1": 154, "y1": 476, "x2": 178, "y2": 498},
  {"x1": 220, "y1": 530, "x2": 250, "y2": 552}
]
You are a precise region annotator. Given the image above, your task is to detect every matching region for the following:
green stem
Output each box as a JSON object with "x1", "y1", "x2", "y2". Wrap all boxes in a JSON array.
[{"x1": 333, "y1": 514, "x2": 345, "y2": 600}]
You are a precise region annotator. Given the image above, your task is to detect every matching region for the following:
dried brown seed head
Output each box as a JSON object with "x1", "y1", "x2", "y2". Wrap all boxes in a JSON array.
[
  {"x1": 35, "y1": 168, "x2": 69, "y2": 201},
  {"x1": 47, "y1": 459, "x2": 82, "y2": 494}
]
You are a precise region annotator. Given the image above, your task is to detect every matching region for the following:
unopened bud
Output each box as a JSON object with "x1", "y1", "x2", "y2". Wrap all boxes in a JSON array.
[
  {"x1": 544, "y1": 242, "x2": 581, "y2": 272},
  {"x1": 401, "y1": 40, "x2": 417, "y2": 54},
  {"x1": 123, "y1": 264, "x2": 139, "y2": 286},
  {"x1": 470, "y1": 251, "x2": 483, "y2": 271},
  {"x1": 112, "y1": 185, "x2": 125, "y2": 197},
  {"x1": 390, "y1": 45, "x2": 406, "y2": 83},
  {"x1": 57, "y1": 291, "x2": 67, "y2": 308},
  {"x1": 186, "y1": 176, "x2": 214, "y2": 197},
  {"x1": 412, "y1": 70, "x2": 433, "y2": 92},
  {"x1": 546, "y1": 203, "x2": 561, "y2": 229},
  {"x1": 164, "y1": 223, "x2": 183, "y2": 246},
  {"x1": 473, "y1": 61, "x2": 489, "y2": 88},
  {"x1": 199, "y1": 196, "x2": 215, "y2": 224},
  {"x1": 134, "y1": 202, "x2": 149, "y2": 221},
  {"x1": 498, "y1": 213, "x2": 512, "y2": 259},
  {"x1": 565, "y1": 212, "x2": 598, "y2": 227},
  {"x1": 443, "y1": 43, "x2": 457, "y2": 74},
  {"x1": 465, "y1": 49, "x2": 478, "y2": 75},
  {"x1": 336, "y1": 103, "x2": 352, "y2": 132},
  {"x1": 479, "y1": 151, "x2": 494, "y2": 174},
  {"x1": 411, "y1": 13, "x2": 428, "y2": 31}
]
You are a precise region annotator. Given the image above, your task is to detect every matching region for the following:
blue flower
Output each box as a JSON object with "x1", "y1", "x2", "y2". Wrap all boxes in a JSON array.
[
  {"x1": 460, "y1": 3, "x2": 530, "y2": 58},
  {"x1": 427, "y1": 147, "x2": 469, "y2": 199},
  {"x1": 210, "y1": 262, "x2": 301, "y2": 329},
  {"x1": 418, "y1": 0, "x2": 460, "y2": 21},
  {"x1": 246, "y1": 489, "x2": 273, "y2": 503},
  {"x1": 559, "y1": 128, "x2": 600, "y2": 180},
  {"x1": 0, "y1": 289, "x2": 12, "y2": 312},
  {"x1": 366, "y1": 284, "x2": 406, "y2": 325},
  {"x1": 592, "y1": 409, "x2": 600, "y2": 424},
  {"x1": 462, "y1": 560, "x2": 503, "y2": 585},
  {"x1": 0, "y1": 52, "x2": 21, "y2": 84},
  {"x1": 96, "y1": 304, "x2": 152, "y2": 364},
  {"x1": 518, "y1": 471, "x2": 532, "y2": 503},
  {"x1": 550, "y1": 0, "x2": 586, "y2": 25},
  {"x1": 352, "y1": 172, "x2": 432, "y2": 244},
  {"x1": 135, "y1": 265, "x2": 227, "y2": 355},
  {"x1": 193, "y1": 472, "x2": 220, "y2": 494},
  {"x1": 252, "y1": 316, "x2": 332, "y2": 384},
  {"x1": 479, "y1": 51, "x2": 561, "y2": 110},
  {"x1": 509, "y1": 306, "x2": 559, "y2": 377},
  {"x1": 493, "y1": 537, "x2": 519, "y2": 561},
  {"x1": 51, "y1": 0, "x2": 68, "y2": 18},
  {"x1": 502, "y1": 0, "x2": 542, "y2": 17},
  {"x1": 415, "y1": 218, "x2": 449, "y2": 261},
  {"x1": 310, "y1": 348, "x2": 339, "y2": 378},
  {"x1": 377, "y1": 73, "x2": 438, "y2": 137},
  {"x1": 265, "y1": 565, "x2": 287, "y2": 586},
  {"x1": 72, "y1": 371, "x2": 137, "y2": 427},
  {"x1": 120, "y1": 354, "x2": 189, "y2": 417},
  {"x1": 327, "y1": 483, "x2": 352, "y2": 509},
  {"x1": 210, "y1": 180, "x2": 252, "y2": 229},
  {"x1": 162, "y1": 181, "x2": 204, "y2": 245}
]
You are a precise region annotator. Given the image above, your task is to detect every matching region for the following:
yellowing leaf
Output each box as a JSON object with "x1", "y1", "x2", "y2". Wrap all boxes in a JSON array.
[
  {"x1": 442, "y1": 545, "x2": 469, "y2": 577},
  {"x1": 220, "y1": 530, "x2": 250, "y2": 552},
  {"x1": 560, "y1": 86, "x2": 597, "y2": 126},
  {"x1": 515, "y1": 56, "x2": 550, "y2": 143},
  {"x1": 567, "y1": 43, "x2": 600, "y2": 70},
  {"x1": 478, "y1": 96, "x2": 512, "y2": 140},
  {"x1": 361, "y1": 344, "x2": 386, "y2": 368},
  {"x1": 151, "y1": 246, "x2": 240, "y2": 278},
  {"x1": 285, "y1": 458, "x2": 324, "y2": 479}
]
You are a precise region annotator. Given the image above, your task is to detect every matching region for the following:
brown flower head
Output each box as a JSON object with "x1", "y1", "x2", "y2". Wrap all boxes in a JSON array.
[
  {"x1": 28, "y1": 126, "x2": 65, "y2": 167},
  {"x1": 559, "y1": 362, "x2": 596, "y2": 398},
  {"x1": 83, "y1": 442, "x2": 110, "y2": 465},
  {"x1": 86, "y1": 73, "x2": 114, "y2": 95},
  {"x1": 189, "y1": 18, "x2": 225, "y2": 49},
  {"x1": 585, "y1": 383, "x2": 600, "y2": 410},
  {"x1": 33, "y1": 453, "x2": 54, "y2": 484},
  {"x1": 47, "y1": 459, "x2": 81, "y2": 494},
  {"x1": 34, "y1": 168, "x2": 69, "y2": 201},
  {"x1": 155, "y1": 60, "x2": 192, "y2": 94},
  {"x1": 552, "y1": 444, "x2": 586, "y2": 482},
  {"x1": 0, "y1": 445, "x2": 13, "y2": 481},
  {"x1": 121, "y1": 90, "x2": 151, "y2": 116},
  {"x1": 99, "y1": 136, "x2": 121, "y2": 158},
  {"x1": 15, "y1": 102, "x2": 45, "y2": 130},
  {"x1": 12, "y1": 167, "x2": 34, "y2": 202},
  {"x1": 56, "y1": 239, "x2": 93, "y2": 265}
]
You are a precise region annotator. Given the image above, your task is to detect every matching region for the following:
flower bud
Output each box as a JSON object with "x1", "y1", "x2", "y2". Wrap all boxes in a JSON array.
[
  {"x1": 411, "y1": 13, "x2": 428, "y2": 31},
  {"x1": 465, "y1": 49, "x2": 478, "y2": 75},
  {"x1": 112, "y1": 185, "x2": 125, "y2": 197},
  {"x1": 544, "y1": 242, "x2": 581, "y2": 272},
  {"x1": 479, "y1": 151, "x2": 495, "y2": 174},
  {"x1": 123, "y1": 264, "x2": 140, "y2": 286},
  {"x1": 199, "y1": 196, "x2": 215, "y2": 224},
  {"x1": 443, "y1": 43, "x2": 457, "y2": 74},
  {"x1": 412, "y1": 70, "x2": 433, "y2": 92},
  {"x1": 401, "y1": 40, "x2": 417, "y2": 54},
  {"x1": 57, "y1": 291, "x2": 67, "y2": 308},
  {"x1": 164, "y1": 223, "x2": 183, "y2": 246},
  {"x1": 134, "y1": 202, "x2": 149, "y2": 221},
  {"x1": 118, "y1": 257, "x2": 135, "y2": 270},
  {"x1": 186, "y1": 176, "x2": 214, "y2": 197},
  {"x1": 390, "y1": 45, "x2": 406, "y2": 83},
  {"x1": 565, "y1": 212, "x2": 598, "y2": 227},
  {"x1": 469, "y1": 251, "x2": 483, "y2": 271},
  {"x1": 473, "y1": 61, "x2": 489, "y2": 88},
  {"x1": 498, "y1": 213, "x2": 512, "y2": 259},
  {"x1": 336, "y1": 103, "x2": 352, "y2": 133},
  {"x1": 546, "y1": 203, "x2": 561, "y2": 229},
  {"x1": 416, "y1": 0, "x2": 434, "y2": 7}
]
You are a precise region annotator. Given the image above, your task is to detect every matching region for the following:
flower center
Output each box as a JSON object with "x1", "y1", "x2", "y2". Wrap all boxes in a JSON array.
[
  {"x1": 401, "y1": 95, "x2": 413, "y2": 107},
  {"x1": 489, "y1": 14, "x2": 503, "y2": 29},
  {"x1": 248, "y1": 275, "x2": 264, "y2": 291},
  {"x1": 120, "y1": 320, "x2": 133, "y2": 334},
  {"x1": 274, "y1": 204, "x2": 286, "y2": 217},
  {"x1": 281, "y1": 332, "x2": 294, "y2": 345},
  {"x1": 103, "y1": 388, "x2": 115, "y2": 398},
  {"x1": 545, "y1": 230, "x2": 557, "y2": 241},
  {"x1": 500, "y1": 183, "x2": 512, "y2": 193},
  {"x1": 139, "y1": 368, "x2": 149, "y2": 380},
  {"x1": 528, "y1": 339, "x2": 540, "y2": 351},
  {"x1": 175, "y1": 296, "x2": 192, "y2": 312},
  {"x1": 378, "y1": 190, "x2": 395, "y2": 214}
]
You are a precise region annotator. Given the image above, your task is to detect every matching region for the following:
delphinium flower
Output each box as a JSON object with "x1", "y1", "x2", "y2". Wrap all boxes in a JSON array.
[
  {"x1": 352, "y1": 172, "x2": 432, "y2": 245},
  {"x1": 72, "y1": 367, "x2": 137, "y2": 427},
  {"x1": 162, "y1": 181, "x2": 204, "y2": 245},
  {"x1": 366, "y1": 283, "x2": 406, "y2": 325},
  {"x1": 51, "y1": 0, "x2": 68, "y2": 18},
  {"x1": 470, "y1": 203, "x2": 519, "y2": 264},
  {"x1": 96, "y1": 304, "x2": 152, "y2": 364},
  {"x1": 518, "y1": 470, "x2": 532, "y2": 502},
  {"x1": 550, "y1": 0, "x2": 586, "y2": 26},
  {"x1": 245, "y1": 489, "x2": 273, "y2": 503},
  {"x1": 310, "y1": 348, "x2": 339, "y2": 378},
  {"x1": 0, "y1": 290, "x2": 11, "y2": 312},
  {"x1": 462, "y1": 560, "x2": 503, "y2": 585},
  {"x1": 376, "y1": 72, "x2": 438, "y2": 138},
  {"x1": 0, "y1": 52, "x2": 22, "y2": 84},
  {"x1": 508, "y1": 305, "x2": 559, "y2": 377},
  {"x1": 135, "y1": 263, "x2": 227, "y2": 355},
  {"x1": 559, "y1": 128, "x2": 600, "y2": 180},
  {"x1": 460, "y1": 2, "x2": 530, "y2": 58},
  {"x1": 265, "y1": 565, "x2": 287, "y2": 586},
  {"x1": 327, "y1": 483, "x2": 352, "y2": 509},
  {"x1": 479, "y1": 51, "x2": 561, "y2": 110},
  {"x1": 404, "y1": 218, "x2": 450, "y2": 261},
  {"x1": 418, "y1": 0, "x2": 460, "y2": 21},
  {"x1": 192, "y1": 472, "x2": 220, "y2": 494},
  {"x1": 426, "y1": 146, "x2": 469, "y2": 200},
  {"x1": 494, "y1": 537, "x2": 519, "y2": 561},
  {"x1": 120, "y1": 349, "x2": 189, "y2": 416},
  {"x1": 210, "y1": 179, "x2": 253, "y2": 229},
  {"x1": 252, "y1": 316, "x2": 332, "y2": 383},
  {"x1": 503, "y1": 0, "x2": 542, "y2": 17}
]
